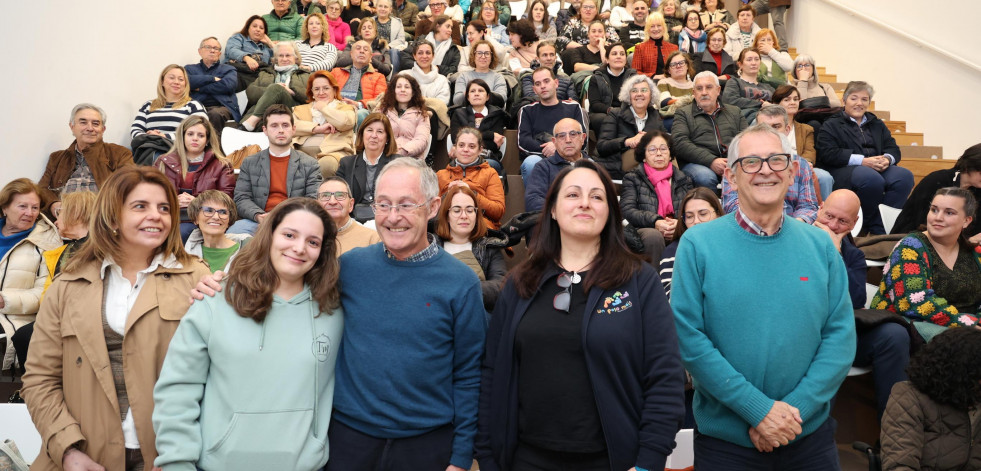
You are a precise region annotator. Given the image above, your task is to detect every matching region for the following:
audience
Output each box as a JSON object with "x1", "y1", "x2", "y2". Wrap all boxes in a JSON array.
[
  {"x1": 330, "y1": 39, "x2": 389, "y2": 126},
  {"x1": 893, "y1": 143, "x2": 981, "y2": 241},
  {"x1": 597, "y1": 74, "x2": 666, "y2": 179},
  {"x1": 153, "y1": 197, "x2": 341, "y2": 471},
  {"x1": 296, "y1": 12, "x2": 340, "y2": 72},
  {"x1": 607, "y1": 0, "x2": 632, "y2": 28},
  {"x1": 239, "y1": 42, "x2": 310, "y2": 132},
  {"x1": 342, "y1": 0, "x2": 372, "y2": 33},
  {"x1": 753, "y1": 28, "x2": 792, "y2": 87},
  {"x1": 790, "y1": 54, "x2": 842, "y2": 111},
  {"x1": 434, "y1": 185, "x2": 507, "y2": 312},
  {"x1": 476, "y1": 1, "x2": 508, "y2": 46},
  {"x1": 694, "y1": 27, "x2": 735, "y2": 81},
  {"x1": 560, "y1": 20, "x2": 608, "y2": 76},
  {"x1": 0, "y1": 179, "x2": 61, "y2": 370},
  {"x1": 516, "y1": 68, "x2": 588, "y2": 184},
  {"x1": 723, "y1": 4, "x2": 760, "y2": 59},
  {"x1": 183, "y1": 190, "x2": 251, "y2": 274},
  {"x1": 377, "y1": 75, "x2": 431, "y2": 161},
  {"x1": 477, "y1": 159, "x2": 685, "y2": 471},
  {"x1": 229, "y1": 105, "x2": 322, "y2": 235},
  {"x1": 816, "y1": 80, "x2": 914, "y2": 234},
  {"x1": 461, "y1": 20, "x2": 509, "y2": 72},
  {"x1": 513, "y1": 42, "x2": 579, "y2": 116},
  {"x1": 22, "y1": 167, "x2": 211, "y2": 471},
  {"x1": 678, "y1": 10, "x2": 707, "y2": 55},
  {"x1": 317, "y1": 177, "x2": 381, "y2": 253},
  {"x1": 38, "y1": 104, "x2": 134, "y2": 212},
  {"x1": 722, "y1": 48, "x2": 774, "y2": 122},
  {"x1": 656, "y1": 50, "x2": 695, "y2": 129},
  {"x1": 130, "y1": 64, "x2": 207, "y2": 164},
  {"x1": 620, "y1": 130, "x2": 693, "y2": 263},
  {"x1": 557, "y1": 0, "x2": 619, "y2": 52},
  {"x1": 619, "y1": 0, "x2": 650, "y2": 49},
  {"x1": 673, "y1": 124, "x2": 854, "y2": 468},
  {"x1": 294, "y1": 0, "x2": 326, "y2": 15},
  {"x1": 525, "y1": 118, "x2": 589, "y2": 211},
  {"x1": 394, "y1": 0, "x2": 419, "y2": 37},
  {"x1": 880, "y1": 327, "x2": 981, "y2": 470},
  {"x1": 324, "y1": 0, "x2": 353, "y2": 50},
  {"x1": 699, "y1": 0, "x2": 733, "y2": 31},
  {"x1": 224, "y1": 15, "x2": 275, "y2": 91},
  {"x1": 672, "y1": 71, "x2": 747, "y2": 188},
  {"x1": 340, "y1": 17, "x2": 393, "y2": 76},
  {"x1": 401, "y1": 42, "x2": 451, "y2": 101},
  {"x1": 293, "y1": 71, "x2": 357, "y2": 178},
  {"x1": 454, "y1": 39, "x2": 509, "y2": 106},
  {"x1": 437, "y1": 128, "x2": 506, "y2": 228},
  {"x1": 632, "y1": 12, "x2": 678, "y2": 79},
  {"x1": 155, "y1": 115, "x2": 236, "y2": 241},
  {"x1": 770, "y1": 85, "x2": 833, "y2": 199},
  {"x1": 871, "y1": 187, "x2": 981, "y2": 342},
  {"x1": 374, "y1": 0, "x2": 408, "y2": 69},
  {"x1": 264, "y1": 0, "x2": 305, "y2": 41},
  {"x1": 186, "y1": 37, "x2": 241, "y2": 136},
  {"x1": 335, "y1": 112, "x2": 399, "y2": 210},
  {"x1": 450, "y1": 79, "x2": 507, "y2": 167}
]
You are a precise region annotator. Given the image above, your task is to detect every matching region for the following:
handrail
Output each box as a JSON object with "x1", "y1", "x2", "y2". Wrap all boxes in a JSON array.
[{"x1": 818, "y1": 0, "x2": 981, "y2": 75}]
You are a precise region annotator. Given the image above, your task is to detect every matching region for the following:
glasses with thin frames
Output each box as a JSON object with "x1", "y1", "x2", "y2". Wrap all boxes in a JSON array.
[
  {"x1": 553, "y1": 272, "x2": 573, "y2": 313},
  {"x1": 371, "y1": 201, "x2": 428, "y2": 214},
  {"x1": 554, "y1": 130, "x2": 584, "y2": 140},
  {"x1": 684, "y1": 209, "x2": 716, "y2": 224},
  {"x1": 731, "y1": 153, "x2": 792, "y2": 174},
  {"x1": 449, "y1": 206, "x2": 477, "y2": 215},
  {"x1": 646, "y1": 145, "x2": 669, "y2": 154},
  {"x1": 201, "y1": 206, "x2": 230, "y2": 219},
  {"x1": 318, "y1": 191, "x2": 350, "y2": 202}
]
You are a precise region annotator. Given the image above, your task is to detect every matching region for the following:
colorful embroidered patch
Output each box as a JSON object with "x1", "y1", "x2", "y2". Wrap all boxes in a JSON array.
[
  {"x1": 906, "y1": 277, "x2": 924, "y2": 290},
  {"x1": 897, "y1": 299, "x2": 910, "y2": 312},
  {"x1": 930, "y1": 312, "x2": 949, "y2": 325},
  {"x1": 900, "y1": 248, "x2": 918, "y2": 261},
  {"x1": 902, "y1": 263, "x2": 920, "y2": 275},
  {"x1": 917, "y1": 301, "x2": 935, "y2": 316},
  {"x1": 905, "y1": 237, "x2": 923, "y2": 249},
  {"x1": 894, "y1": 281, "x2": 904, "y2": 298},
  {"x1": 958, "y1": 315, "x2": 977, "y2": 326},
  {"x1": 890, "y1": 264, "x2": 901, "y2": 280},
  {"x1": 597, "y1": 291, "x2": 632, "y2": 314},
  {"x1": 908, "y1": 291, "x2": 925, "y2": 304}
]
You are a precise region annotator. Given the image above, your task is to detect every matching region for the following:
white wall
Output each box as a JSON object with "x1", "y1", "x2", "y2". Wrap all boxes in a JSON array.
[
  {"x1": 0, "y1": 1, "x2": 270, "y2": 187},
  {"x1": 787, "y1": 0, "x2": 981, "y2": 161}
]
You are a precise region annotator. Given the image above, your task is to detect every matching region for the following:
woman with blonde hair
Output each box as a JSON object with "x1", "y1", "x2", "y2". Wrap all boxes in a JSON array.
[
  {"x1": 22, "y1": 166, "x2": 211, "y2": 471},
  {"x1": 657, "y1": 0, "x2": 684, "y2": 43},
  {"x1": 633, "y1": 12, "x2": 678, "y2": 79},
  {"x1": 156, "y1": 115, "x2": 236, "y2": 242},
  {"x1": 296, "y1": 11, "x2": 339, "y2": 72},
  {"x1": 154, "y1": 197, "x2": 343, "y2": 470},
  {"x1": 293, "y1": 71, "x2": 357, "y2": 178},
  {"x1": 130, "y1": 64, "x2": 207, "y2": 164}
]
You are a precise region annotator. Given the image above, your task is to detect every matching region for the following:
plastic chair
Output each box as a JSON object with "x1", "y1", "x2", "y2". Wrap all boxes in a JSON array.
[{"x1": 879, "y1": 204, "x2": 902, "y2": 234}]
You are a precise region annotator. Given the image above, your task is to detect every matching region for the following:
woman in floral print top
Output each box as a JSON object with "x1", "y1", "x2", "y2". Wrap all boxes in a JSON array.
[
  {"x1": 871, "y1": 187, "x2": 981, "y2": 339},
  {"x1": 556, "y1": 0, "x2": 619, "y2": 52}
]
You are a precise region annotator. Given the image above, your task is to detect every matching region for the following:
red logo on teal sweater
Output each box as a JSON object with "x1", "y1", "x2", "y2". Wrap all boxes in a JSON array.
[{"x1": 597, "y1": 291, "x2": 632, "y2": 314}]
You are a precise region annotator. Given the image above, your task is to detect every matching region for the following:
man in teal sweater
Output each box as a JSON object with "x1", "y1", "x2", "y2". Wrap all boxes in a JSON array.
[{"x1": 672, "y1": 123, "x2": 856, "y2": 469}]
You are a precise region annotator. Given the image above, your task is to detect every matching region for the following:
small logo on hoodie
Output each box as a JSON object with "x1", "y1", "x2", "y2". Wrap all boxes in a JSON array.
[
  {"x1": 596, "y1": 291, "x2": 632, "y2": 315},
  {"x1": 313, "y1": 334, "x2": 331, "y2": 362}
]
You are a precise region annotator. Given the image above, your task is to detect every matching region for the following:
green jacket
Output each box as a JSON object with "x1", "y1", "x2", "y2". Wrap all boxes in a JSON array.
[{"x1": 263, "y1": 10, "x2": 304, "y2": 41}]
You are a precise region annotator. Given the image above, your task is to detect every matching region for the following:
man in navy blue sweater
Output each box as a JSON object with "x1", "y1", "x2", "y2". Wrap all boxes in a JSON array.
[
  {"x1": 185, "y1": 37, "x2": 240, "y2": 137},
  {"x1": 515, "y1": 67, "x2": 588, "y2": 185}
]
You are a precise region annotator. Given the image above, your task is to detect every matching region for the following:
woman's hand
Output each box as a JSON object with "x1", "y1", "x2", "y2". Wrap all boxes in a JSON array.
[
  {"x1": 671, "y1": 24, "x2": 682, "y2": 32},
  {"x1": 63, "y1": 448, "x2": 105, "y2": 471},
  {"x1": 448, "y1": 180, "x2": 471, "y2": 190},
  {"x1": 625, "y1": 132, "x2": 645, "y2": 149},
  {"x1": 758, "y1": 43, "x2": 772, "y2": 55},
  {"x1": 277, "y1": 82, "x2": 295, "y2": 95},
  {"x1": 177, "y1": 192, "x2": 194, "y2": 208},
  {"x1": 795, "y1": 67, "x2": 812, "y2": 81},
  {"x1": 862, "y1": 156, "x2": 889, "y2": 172},
  {"x1": 146, "y1": 130, "x2": 165, "y2": 137},
  {"x1": 655, "y1": 217, "x2": 677, "y2": 241},
  {"x1": 261, "y1": 34, "x2": 275, "y2": 47},
  {"x1": 243, "y1": 55, "x2": 260, "y2": 71},
  {"x1": 493, "y1": 132, "x2": 505, "y2": 147}
]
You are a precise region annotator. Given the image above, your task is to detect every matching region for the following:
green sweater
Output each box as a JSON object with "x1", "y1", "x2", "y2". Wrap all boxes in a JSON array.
[{"x1": 671, "y1": 214, "x2": 855, "y2": 447}]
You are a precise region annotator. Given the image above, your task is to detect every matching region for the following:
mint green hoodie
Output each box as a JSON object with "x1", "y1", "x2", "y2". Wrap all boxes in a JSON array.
[{"x1": 153, "y1": 285, "x2": 344, "y2": 471}]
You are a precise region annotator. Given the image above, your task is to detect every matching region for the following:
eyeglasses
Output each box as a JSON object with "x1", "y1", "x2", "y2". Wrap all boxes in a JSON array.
[
  {"x1": 669, "y1": 61, "x2": 687, "y2": 68},
  {"x1": 318, "y1": 191, "x2": 350, "y2": 202},
  {"x1": 430, "y1": 2, "x2": 447, "y2": 6},
  {"x1": 554, "y1": 130, "x2": 584, "y2": 140},
  {"x1": 482, "y1": 6, "x2": 495, "y2": 10},
  {"x1": 371, "y1": 201, "x2": 428, "y2": 214},
  {"x1": 684, "y1": 209, "x2": 716, "y2": 223},
  {"x1": 201, "y1": 46, "x2": 221, "y2": 52},
  {"x1": 475, "y1": 51, "x2": 492, "y2": 57},
  {"x1": 630, "y1": 87, "x2": 650, "y2": 94},
  {"x1": 646, "y1": 145, "x2": 670, "y2": 154},
  {"x1": 580, "y1": 4, "x2": 596, "y2": 9},
  {"x1": 449, "y1": 205, "x2": 477, "y2": 215},
  {"x1": 731, "y1": 153, "x2": 792, "y2": 174},
  {"x1": 200, "y1": 206, "x2": 230, "y2": 218},
  {"x1": 795, "y1": 63, "x2": 813, "y2": 69},
  {"x1": 553, "y1": 272, "x2": 574, "y2": 313}
]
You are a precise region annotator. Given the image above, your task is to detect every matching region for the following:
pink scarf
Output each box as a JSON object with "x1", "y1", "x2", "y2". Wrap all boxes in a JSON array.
[{"x1": 644, "y1": 163, "x2": 675, "y2": 217}]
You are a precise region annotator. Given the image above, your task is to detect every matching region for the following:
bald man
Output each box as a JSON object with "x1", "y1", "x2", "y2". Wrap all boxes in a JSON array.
[
  {"x1": 815, "y1": 189, "x2": 909, "y2": 420},
  {"x1": 524, "y1": 118, "x2": 589, "y2": 212}
]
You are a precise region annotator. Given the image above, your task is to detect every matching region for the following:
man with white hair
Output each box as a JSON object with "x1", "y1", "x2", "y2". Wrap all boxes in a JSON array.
[
  {"x1": 672, "y1": 71, "x2": 746, "y2": 189},
  {"x1": 673, "y1": 123, "x2": 855, "y2": 468}
]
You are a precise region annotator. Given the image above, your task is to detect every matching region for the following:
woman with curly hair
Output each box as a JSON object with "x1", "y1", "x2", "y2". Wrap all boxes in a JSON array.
[
  {"x1": 378, "y1": 74, "x2": 432, "y2": 160},
  {"x1": 880, "y1": 326, "x2": 981, "y2": 470},
  {"x1": 453, "y1": 39, "x2": 509, "y2": 106},
  {"x1": 870, "y1": 187, "x2": 981, "y2": 343},
  {"x1": 506, "y1": 19, "x2": 540, "y2": 75}
]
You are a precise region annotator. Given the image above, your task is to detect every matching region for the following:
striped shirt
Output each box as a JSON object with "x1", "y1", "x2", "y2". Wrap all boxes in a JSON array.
[
  {"x1": 296, "y1": 40, "x2": 339, "y2": 72},
  {"x1": 130, "y1": 100, "x2": 207, "y2": 140}
]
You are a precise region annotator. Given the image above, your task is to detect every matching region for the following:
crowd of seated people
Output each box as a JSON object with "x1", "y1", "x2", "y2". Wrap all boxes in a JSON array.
[{"x1": 12, "y1": 1, "x2": 981, "y2": 469}]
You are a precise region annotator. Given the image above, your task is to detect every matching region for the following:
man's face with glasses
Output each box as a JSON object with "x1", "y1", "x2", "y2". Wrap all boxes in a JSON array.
[
  {"x1": 724, "y1": 131, "x2": 798, "y2": 214},
  {"x1": 318, "y1": 181, "x2": 354, "y2": 221},
  {"x1": 552, "y1": 119, "x2": 586, "y2": 162}
]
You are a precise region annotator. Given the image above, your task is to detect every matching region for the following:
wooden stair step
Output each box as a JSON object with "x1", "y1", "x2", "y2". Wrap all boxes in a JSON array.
[
  {"x1": 870, "y1": 110, "x2": 890, "y2": 121},
  {"x1": 503, "y1": 129, "x2": 520, "y2": 176},
  {"x1": 819, "y1": 73, "x2": 837, "y2": 83},
  {"x1": 883, "y1": 120, "x2": 906, "y2": 133},
  {"x1": 899, "y1": 155, "x2": 952, "y2": 185},
  {"x1": 901, "y1": 146, "x2": 944, "y2": 160},
  {"x1": 893, "y1": 132, "x2": 924, "y2": 146},
  {"x1": 830, "y1": 82, "x2": 848, "y2": 92}
]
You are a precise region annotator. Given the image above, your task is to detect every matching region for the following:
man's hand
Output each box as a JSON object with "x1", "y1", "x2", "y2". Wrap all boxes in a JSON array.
[
  {"x1": 862, "y1": 156, "x2": 889, "y2": 172},
  {"x1": 755, "y1": 401, "x2": 803, "y2": 448},
  {"x1": 190, "y1": 270, "x2": 225, "y2": 301},
  {"x1": 493, "y1": 132, "x2": 505, "y2": 147},
  {"x1": 748, "y1": 427, "x2": 774, "y2": 453},
  {"x1": 710, "y1": 158, "x2": 728, "y2": 175},
  {"x1": 63, "y1": 448, "x2": 105, "y2": 471},
  {"x1": 147, "y1": 130, "x2": 165, "y2": 137},
  {"x1": 540, "y1": 141, "x2": 556, "y2": 157},
  {"x1": 256, "y1": 212, "x2": 268, "y2": 223},
  {"x1": 813, "y1": 220, "x2": 845, "y2": 252}
]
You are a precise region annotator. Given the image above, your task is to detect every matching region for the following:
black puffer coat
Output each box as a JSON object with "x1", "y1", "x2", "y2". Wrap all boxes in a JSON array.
[{"x1": 619, "y1": 164, "x2": 693, "y2": 228}]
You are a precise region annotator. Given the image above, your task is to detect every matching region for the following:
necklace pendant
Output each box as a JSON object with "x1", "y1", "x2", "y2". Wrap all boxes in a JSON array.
[{"x1": 570, "y1": 272, "x2": 582, "y2": 284}]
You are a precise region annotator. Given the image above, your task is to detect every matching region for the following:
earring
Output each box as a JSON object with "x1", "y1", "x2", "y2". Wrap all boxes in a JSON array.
[{"x1": 111, "y1": 228, "x2": 118, "y2": 236}]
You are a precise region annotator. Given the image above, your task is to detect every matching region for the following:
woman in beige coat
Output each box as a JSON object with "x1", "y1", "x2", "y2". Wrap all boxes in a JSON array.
[
  {"x1": 293, "y1": 71, "x2": 357, "y2": 178},
  {"x1": 22, "y1": 167, "x2": 211, "y2": 471},
  {"x1": 0, "y1": 178, "x2": 62, "y2": 370}
]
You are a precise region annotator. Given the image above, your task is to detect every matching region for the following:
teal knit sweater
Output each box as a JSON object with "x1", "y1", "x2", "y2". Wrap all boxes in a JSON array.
[{"x1": 671, "y1": 214, "x2": 855, "y2": 447}]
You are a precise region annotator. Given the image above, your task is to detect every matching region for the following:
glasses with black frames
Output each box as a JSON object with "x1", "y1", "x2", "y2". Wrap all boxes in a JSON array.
[{"x1": 730, "y1": 153, "x2": 792, "y2": 174}]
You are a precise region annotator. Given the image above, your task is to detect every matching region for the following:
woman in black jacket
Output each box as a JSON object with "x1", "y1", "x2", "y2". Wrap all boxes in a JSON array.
[
  {"x1": 892, "y1": 143, "x2": 981, "y2": 241},
  {"x1": 475, "y1": 159, "x2": 684, "y2": 471},
  {"x1": 596, "y1": 74, "x2": 665, "y2": 180},
  {"x1": 586, "y1": 42, "x2": 635, "y2": 138},
  {"x1": 620, "y1": 130, "x2": 693, "y2": 263},
  {"x1": 450, "y1": 78, "x2": 507, "y2": 172},
  {"x1": 816, "y1": 80, "x2": 915, "y2": 234},
  {"x1": 694, "y1": 27, "x2": 735, "y2": 83}
]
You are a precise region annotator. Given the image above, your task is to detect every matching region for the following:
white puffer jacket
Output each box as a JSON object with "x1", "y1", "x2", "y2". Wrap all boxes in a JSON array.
[{"x1": 0, "y1": 214, "x2": 61, "y2": 368}]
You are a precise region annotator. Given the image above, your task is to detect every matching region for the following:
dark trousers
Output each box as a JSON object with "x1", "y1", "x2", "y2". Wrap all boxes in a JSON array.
[
  {"x1": 829, "y1": 165, "x2": 914, "y2": 234},
  {"x1": 511, "y1": 441, "x2": 609, "y2": 471},
  {"x1": 11, "y1": 322, "x2": 33, "y2": 368},
  {"x1": 324, "y1": 418, "x2": 453, "y2": 471},
  {"x1": 205, "y1": 106, "x2": 235, "y2": 138},
  {"x1": 694, "y1": 417, "x2": 840, "y2": 471},
  {"x1": 854, "y1": 322, "x2": 910, "y2": 419}
]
